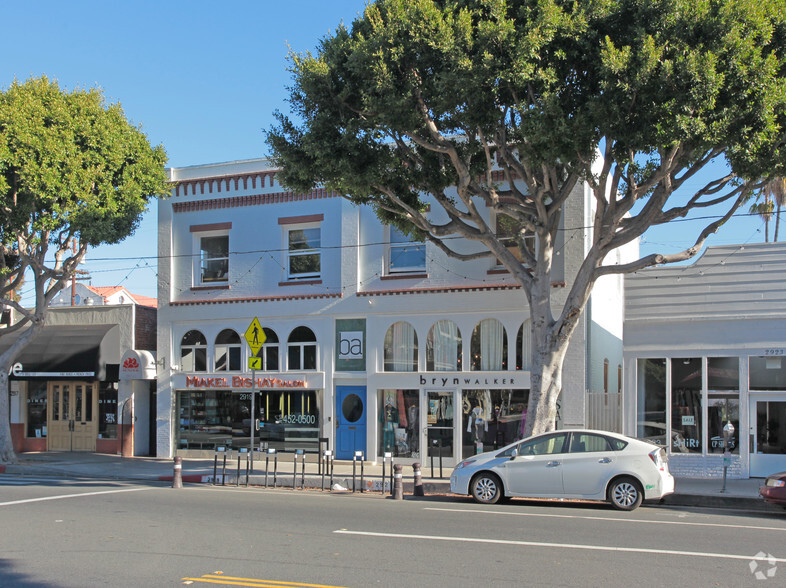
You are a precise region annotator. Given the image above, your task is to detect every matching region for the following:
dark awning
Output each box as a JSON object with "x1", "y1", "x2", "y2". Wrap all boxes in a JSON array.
[{"x1": 1, "y1": 324, "x2": 114, "y2": 378}]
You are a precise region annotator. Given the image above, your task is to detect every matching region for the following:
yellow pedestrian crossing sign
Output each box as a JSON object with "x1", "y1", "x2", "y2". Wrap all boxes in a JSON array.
[{"x1": 244, "y1": 317, "x2": 266, "y2": 355}]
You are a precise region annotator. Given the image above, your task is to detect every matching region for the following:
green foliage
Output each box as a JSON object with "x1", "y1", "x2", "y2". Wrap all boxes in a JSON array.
[
  {"x1": 268, "y1": 0, "x2": 786, "y2": 203},
  {"x1": 0, "y1": 76, "x2": 169, "y2": 248}
]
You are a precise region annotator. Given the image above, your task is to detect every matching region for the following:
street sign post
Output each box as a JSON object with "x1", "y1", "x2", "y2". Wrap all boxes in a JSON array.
[{"x1": 244, "y1": 317, "x2": 266, "y2": 471}]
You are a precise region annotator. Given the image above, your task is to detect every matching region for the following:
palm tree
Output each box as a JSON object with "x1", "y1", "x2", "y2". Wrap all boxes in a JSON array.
[{"x1": 750, "y1": 178, "x2": 786, "y2": 242}]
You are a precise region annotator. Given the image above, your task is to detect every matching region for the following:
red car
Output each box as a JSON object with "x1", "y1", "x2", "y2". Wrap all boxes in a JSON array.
[{"x1": 759, "y1": 471, "x2": 786, "y2": 506}]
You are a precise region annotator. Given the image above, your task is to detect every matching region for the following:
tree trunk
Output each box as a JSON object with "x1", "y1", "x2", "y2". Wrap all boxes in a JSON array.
[{"x1": 0, "y1": 370, "x2": 17, "y2": 464}]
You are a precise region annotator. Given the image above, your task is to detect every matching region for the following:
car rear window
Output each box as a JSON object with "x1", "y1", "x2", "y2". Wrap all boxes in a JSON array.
[{"x1": 607, "y1": 437, "x2": 628, "y2": 451}]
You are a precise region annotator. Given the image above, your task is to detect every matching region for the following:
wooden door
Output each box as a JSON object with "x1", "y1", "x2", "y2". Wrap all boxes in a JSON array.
[{"x1": 47, "y1": 381, "x2": 98, "y2": 451}]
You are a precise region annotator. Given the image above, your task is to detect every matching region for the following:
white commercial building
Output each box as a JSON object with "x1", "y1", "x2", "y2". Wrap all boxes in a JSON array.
[
  {"x1": 624, "y1": 242, "x2": 786, "y2": 478},
  {"x1": 156, "y1": 158, "x2": 629, "y2": 464}
]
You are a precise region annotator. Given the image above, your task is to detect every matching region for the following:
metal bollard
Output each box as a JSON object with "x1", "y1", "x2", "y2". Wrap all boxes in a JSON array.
[
  {"x1": 213, "y1": 446, "x2": 226, "y2": 486},
  {"x1": 355, "y1": 451, "x2": 365, "y2": 493},
  {"x1": 265, "y1": 448, "x2": 277, "y2": 489},
  {"x1": 393, "y1": 463, "x2": 403, "y2": 500},
  {"x1": 412, "y1": 462, "x2": 424, "y2": 497},
  {"x1": 172, "y1": 456, "x2": 183, "y2": 489},
  {"x1": 382, "y1": 452, "x2": 392, "y2": 494},
  {"x1": 321, "y1": 449, "x2": 333, "y2": 491}
]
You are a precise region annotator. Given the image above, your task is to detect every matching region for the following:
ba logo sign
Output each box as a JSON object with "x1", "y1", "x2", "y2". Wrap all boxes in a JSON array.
[{"x1": 339, "y1": 331, "x2": 364, "y2": 360}]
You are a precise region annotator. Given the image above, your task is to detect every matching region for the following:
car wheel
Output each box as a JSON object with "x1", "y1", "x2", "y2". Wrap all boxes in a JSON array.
[
  {"x1": 607, "y1": 477, "x2": 643, "y2": 511},
  {"x1": 471, "y1": 472, "x2": 503, "y2": 505}
]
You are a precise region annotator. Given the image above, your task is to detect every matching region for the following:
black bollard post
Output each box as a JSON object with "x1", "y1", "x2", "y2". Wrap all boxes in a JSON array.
[
  {"x1": 412, "y1": 462, "x2": 424, "y2": 497},
  {"x1": 393, "y1": 463, "x2": 403, "y2": 500},
  {"x1": 293, "y1": 453, "x2": 298, "y2": 490},
  {"x1": 172, "y1": 456, "x2": 183, "y2": 489},
  {"x1": 221, "y1": 450, "x2": 227, "y2": 486},
  {"x1": 321, "y1": 449, "x2": 332, "y2": 491},
  {"x1": 236, "y1": 450, "x2": 242, "y2": 487},
  {"x1": 382, "y1": 452, "x2": 391, "y2": 494},
  {"x1": 356, "y1": 451, "x2": 365, "y2": 493},
  {"x1": 299, "y1": 449, "x2": 306, "y2": 489},
  {"x1": 352, "y1": 452, "x2": 357, "y2": 493}
]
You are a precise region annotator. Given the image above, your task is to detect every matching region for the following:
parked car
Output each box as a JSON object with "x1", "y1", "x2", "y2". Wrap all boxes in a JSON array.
[
  {"x1": 450, "y1": 429, "x2": 675, "y2": 511},
  {"x1": 759, "y1": 471, "x2": 786, "y2": 507}
]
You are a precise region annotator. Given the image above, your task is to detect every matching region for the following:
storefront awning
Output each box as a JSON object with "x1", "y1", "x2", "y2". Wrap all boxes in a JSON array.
[{"x1": 1, "y1": 324, "x2": 114, "y2": 378}]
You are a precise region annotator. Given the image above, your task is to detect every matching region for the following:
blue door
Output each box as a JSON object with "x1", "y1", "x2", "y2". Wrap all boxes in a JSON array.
[{"x1": 336, "y1": 386, "x2": 366, "y2": 460}]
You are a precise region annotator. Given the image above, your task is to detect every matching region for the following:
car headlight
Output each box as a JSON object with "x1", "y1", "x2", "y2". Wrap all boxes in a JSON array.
[{"x1": 454, "y1": 459, "x2": 477, "y2": 470}]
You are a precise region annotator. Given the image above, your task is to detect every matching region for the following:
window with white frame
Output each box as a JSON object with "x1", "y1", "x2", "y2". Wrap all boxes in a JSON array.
[
  {"x1": 214, "y1": 329, "x2": 241, "y2": 372},
  {"x1": 383, "y1": 321, "x2": 418, "y2": 372},
  {"x1": 387, "y1": 226, "x2": 426, "y2": 274},
  {"x1": 198, "y1": 234, "x2": 229, "y2": 285},
  {"x1": 470, "y1": 318, "x2": 507, "y2": 371},
  {"x1": 426, "y1": 320, "x2": 462, "y2": 371},
  {"x1": 287, "y1": 225, "x2": 321, "y2": 279},
  {"x1": 287, "y1": 326, "x2": 317, "y2": 370},
  {"x1": 258, "y1": 328, "x2": 280, "y2": 371},
  {"x1": 181, "y1": 330, "x2": 207, "y2": 372}
]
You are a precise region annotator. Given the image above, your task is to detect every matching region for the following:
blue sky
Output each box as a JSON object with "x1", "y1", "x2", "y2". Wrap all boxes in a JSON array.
[{"x1": 2, "y1": 1, "x2": 770, "y2": 305}]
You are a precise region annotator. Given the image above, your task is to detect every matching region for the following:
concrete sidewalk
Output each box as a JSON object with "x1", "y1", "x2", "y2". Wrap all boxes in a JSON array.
[{"x1": 0, "y1": 452, "x2": 781, "y2": 512}]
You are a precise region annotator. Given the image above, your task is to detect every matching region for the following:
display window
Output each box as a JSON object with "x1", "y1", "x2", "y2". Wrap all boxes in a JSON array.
[
  {"x1": 378, "y1": 389, "x2": 419, "y2": 458},
  {"x1": 177, "y1": 389, "x2": 320, "y2": 452},
  {"x1": 26, "y1": 382, "x2": 47, "y2": 438},
  {"x1": 461, "y1": 389, "x2": 529, "y2": 458},
  {"x1": 98, "y1": 383, "x2": 118, "y2": 439}
]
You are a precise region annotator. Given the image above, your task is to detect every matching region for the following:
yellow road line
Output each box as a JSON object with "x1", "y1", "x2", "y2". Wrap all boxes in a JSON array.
[{"x1": 182, "y1": 575, "x2": 348, "y2": 588}]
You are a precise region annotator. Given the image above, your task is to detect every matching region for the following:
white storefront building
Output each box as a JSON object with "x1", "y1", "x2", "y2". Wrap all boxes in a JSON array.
[
  {"x1": 156, "y1": 158, "x2": 630, "y2": 464},
  {"x1": 624, "y1": 242, "x2": 786, "y2": 478}
]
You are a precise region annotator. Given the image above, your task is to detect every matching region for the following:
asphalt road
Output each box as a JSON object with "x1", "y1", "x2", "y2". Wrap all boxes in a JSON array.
[{"x1": 0, "y1": 475, "x2": 785, "y2": 587}]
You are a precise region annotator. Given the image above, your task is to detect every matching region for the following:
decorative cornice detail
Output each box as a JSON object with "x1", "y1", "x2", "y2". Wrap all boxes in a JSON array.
[
  {"x1": 169, "y1": 292, "x2": 342, "y2": 306},
  {"x1": 358, "y1": 284, "x2": 521, "y2": 296},
  {"x1": 172, "y1": 188, "x2": 340, "y2": 213}
]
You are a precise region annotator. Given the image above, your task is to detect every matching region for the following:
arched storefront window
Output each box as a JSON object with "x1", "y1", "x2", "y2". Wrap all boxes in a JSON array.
[
  {"x1": 470, "y1": 319, "x2": 507, "y2": 371},
  {"x1": 259, "y1": 328, "x2": 280, "y2": 371},
  {"x1": 383, "y1": 322, "x2": 418, "y2": 371},
  {"x1": 288, "y1": 326, "x2": 317, "y2": 370},
  {"x1": 215, "y1": 329, "x2": 241, "y2": 372},
  {"x1": 427, "y1": 320, "x2": 462, "y2": 371},
  {"x1": 181, "y1": 330, "x2": 207, "y2": 372},
  {"x1": 516, "y1": 320, "x2": 532, "y2": 370}
]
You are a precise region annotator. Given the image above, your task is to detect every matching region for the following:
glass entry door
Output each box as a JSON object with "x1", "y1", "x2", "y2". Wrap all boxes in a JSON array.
[
  {"x1": 423, "y1": 390, "x2": 455, "y2": 467},
  {"x1": 48, "y1": 381, "x2": 98, "y2": 451},
  {"x1": 749, "y1": 394, "x2": 786, "y2": 477}
]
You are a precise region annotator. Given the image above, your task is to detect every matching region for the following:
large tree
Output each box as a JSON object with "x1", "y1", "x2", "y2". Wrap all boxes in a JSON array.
[
  {"x1": 0, "y1": 76, "x2": 169, "y2": 463},
  {"x1": 267, "y1": 0, "x2": 786, "y2": 436}
]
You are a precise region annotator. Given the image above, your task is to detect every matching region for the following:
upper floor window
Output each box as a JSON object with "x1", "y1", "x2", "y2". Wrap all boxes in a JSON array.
[
  {"x1": 494, "y1": 213, "x2": 534, "y2": 268},
  {"x1": 384, "y1": 321, "x2": 418, "y2": 372},
  {"x1": 200, "y1": 235, "x2": 229, "y2": 284},
  {"x1": 387, "y1": 226, "x2": 426, "y2": 274},
  {"x1": 288, "y1": 326, "x2": 317, "y2": 370},
  {"x1": 516, "y1": 320, "x2": 532, "y2": 370},
  {"x1": 181, "y1": 330, "x2": 207, "y2": 372},
  {"x1": 470, "y1": 319, "x2": 507, "y2": 371},
  {"x1": 287, "y1": 226, "x2": 321, "y2": 279},
  {"x1": 215, "y1": 329, "x2": 241, "y2": 372},
  {"x1": 427, "y1": 320, "x2": 462, "y2": 371},
  {"x1": 259, "y1": 328, "x2": 280, "y2": 371}
]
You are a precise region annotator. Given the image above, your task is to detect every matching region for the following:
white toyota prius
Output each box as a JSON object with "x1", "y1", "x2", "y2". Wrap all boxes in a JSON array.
[{"x1": 450, "y1": 429, "x2": 675, "y2": 510}]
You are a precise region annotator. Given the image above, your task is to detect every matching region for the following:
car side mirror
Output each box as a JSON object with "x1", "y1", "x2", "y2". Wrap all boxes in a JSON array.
[{"x1": 510, "y1": 447, "x2": 518, "y2": 460}]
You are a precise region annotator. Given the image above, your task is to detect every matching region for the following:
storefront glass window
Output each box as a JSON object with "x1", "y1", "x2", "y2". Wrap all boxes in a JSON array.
[
  {"x1": 378, "y1": 389, "x2": 419, "y2": 458},
  {"x1": 383, "y1": 322, "x2": 418, "y2": 372},
  {"x1": 671, "y1": 358, "x2": 702, "y2": 454},
  {"x1": 461, "y1": 389, "x2": 529, "y2": 458},
  {"x1": 750, "y1": 356, "x2": 786, "y2": 390},
  {"x1": 470, "y1": 319, "x2": 507, "y2": 371},
  {"x1": 426, "y1": 320, "x2": 462, "y2": 371},
  {"x1": 178, "y1": 389, "x2": 320, "y2": 452},
  {"x1": 756, "y1": 401, "x2": 786, "y2": 455},
  {"x1": 707, "y1": 357, "x2": 739, "y2": 454},
  {"x1": 636, "y1": 358, "x2": 667, "y2": 446},
  {"x1": 98, "y1": 383, "x2": 118, "y2": 439},
  {"x1": 26, "y1": 382, "x2": 47, "y2": 438}
]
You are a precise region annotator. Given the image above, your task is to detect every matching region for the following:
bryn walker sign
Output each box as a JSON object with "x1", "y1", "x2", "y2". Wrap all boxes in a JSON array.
[{"x1": 185, "y1": 375, "x2": 306, "y2": 389}]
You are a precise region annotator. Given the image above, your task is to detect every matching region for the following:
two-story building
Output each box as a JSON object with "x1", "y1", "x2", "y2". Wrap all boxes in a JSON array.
[{"x1": 156, "y1": 158, "x2": 631, "y2": 464}]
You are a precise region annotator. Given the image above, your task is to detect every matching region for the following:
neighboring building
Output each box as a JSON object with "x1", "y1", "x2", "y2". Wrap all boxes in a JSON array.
[
  {"x1": 3, "y1": 301, "x2": 157, "y2": 456},
  {"x1": 156, "y1": 158, "x2": 631, "y2": 463},
  {"x1": 51, "y1": 283, "x2": 157, "y2": 308},
  {"x1": 624, "y1": 242, "x2": 786, "y2": 478}
]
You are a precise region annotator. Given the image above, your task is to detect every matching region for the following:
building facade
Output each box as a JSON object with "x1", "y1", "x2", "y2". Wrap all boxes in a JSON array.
[
  {"x1": 4, "y1": 304, "x2": 157, "y2": 456},
  {"x1": 624, "y1": 242, "x2": 786, "y2": 478},
  {"x1": 156, "y1": 158, "x2": 628, "y2": 464}
]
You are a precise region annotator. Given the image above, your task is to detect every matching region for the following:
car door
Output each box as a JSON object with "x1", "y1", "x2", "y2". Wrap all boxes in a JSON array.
[
  {"x1": 560, "y1": 432, "x2": 617, "y2": 498},
  {"x1": 499, "y1": 432, "x2": 569, "y2": 497}
]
